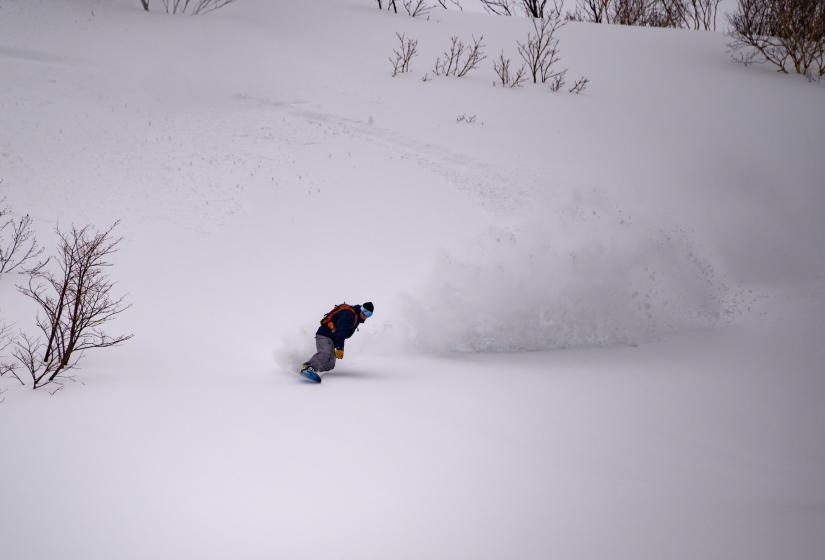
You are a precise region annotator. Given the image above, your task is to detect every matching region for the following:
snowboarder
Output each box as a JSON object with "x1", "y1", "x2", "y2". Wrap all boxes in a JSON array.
[{"x1": 300, "y1": 301, "x2": 374, "y2": 383}]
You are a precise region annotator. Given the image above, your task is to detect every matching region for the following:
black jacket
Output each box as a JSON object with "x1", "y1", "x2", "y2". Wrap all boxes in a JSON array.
[{"x1": 316, "y1": 305, "x2": 364, "y2": 350}]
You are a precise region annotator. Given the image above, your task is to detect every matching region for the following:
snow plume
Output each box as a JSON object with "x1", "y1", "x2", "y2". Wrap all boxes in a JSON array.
[
  {"x1": 406, "y1": 192, "x2": 749, "y2": 352},
  {"x1": 272, "y1": 326, "x2": 317, "y2": 370}
]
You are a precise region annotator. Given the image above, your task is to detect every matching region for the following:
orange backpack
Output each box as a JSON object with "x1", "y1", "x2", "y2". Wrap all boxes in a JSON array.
[{"x1": 320, "y1": 303, "x2": 357, "y2": 333}]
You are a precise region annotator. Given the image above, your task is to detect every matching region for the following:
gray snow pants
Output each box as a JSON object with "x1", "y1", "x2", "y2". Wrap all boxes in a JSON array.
[{"x1": 307, "y1": 335, "x2": 337, "y2": 372}]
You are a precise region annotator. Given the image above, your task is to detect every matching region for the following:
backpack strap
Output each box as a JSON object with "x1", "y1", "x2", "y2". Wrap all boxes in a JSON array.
[{"x1": 321, "y1": 303, "x2": 356, "y2": 333}]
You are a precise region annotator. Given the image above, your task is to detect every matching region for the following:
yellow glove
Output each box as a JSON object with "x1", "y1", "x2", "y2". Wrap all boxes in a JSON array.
[{"x1": 335, "y1": 348, "x2": 344, "y2": 360}]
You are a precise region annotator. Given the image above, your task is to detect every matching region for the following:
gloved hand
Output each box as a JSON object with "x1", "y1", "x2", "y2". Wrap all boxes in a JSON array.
[{"x1": 335, "y1": 348, "x2": 344, "y2": 360}]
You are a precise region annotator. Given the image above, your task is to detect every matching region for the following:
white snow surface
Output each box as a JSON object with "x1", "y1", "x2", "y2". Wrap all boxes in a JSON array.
[{"x1": 1, "y1": 1, "x2": 824, "y2": 558}]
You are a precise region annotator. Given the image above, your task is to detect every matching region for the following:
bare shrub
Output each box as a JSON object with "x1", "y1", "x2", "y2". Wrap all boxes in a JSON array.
[
  {"x1": 676, "y1": 0, "x2": 722, "y2": 30},
  {"x1": 0, "y1": 198, "x2": 44, "y2": 277},
  {"x1": 483, "y1": 0, "x2": 564, "y2": 17},
  {"x1": 568, "y1": 76, "x2": 590, "y2": 93},
  {"x1": 568, "y1": 0, "x2": 611, "y2": 22},
  {"x1": 522, "y1": 0, "x2": 554, "y2": 18},
  {"x1": 437, "y1": 0, "x2": 464, "y2": 9},
  {"x1": 567, "y1": 0, "x2": 720, "y2": 29},
  {"x1": 390, "y1": 33, "x2": 419, "y2": 76},
  {"x1": 494, "y1": 51, "x2": 527, "y2": 87},
  {"x1": 518, "y1": 15, "x2": 565, "y2": 84},
  {"x1": 403, "y1": 0, "x2": 432, "y2": 17},
  {"x1": 146, "y1": 0, "x2": 237, "y2": 15},
  {"x1": 728, "y1": 0, "x2": 825, "y2": 79},
  {"x1": 456, "y1": 113, "x2": 477, "y2": 123},
  {"x1": 609, "y1": 0, "x2": 665, "y2": 26},
  {"x1": 377, "y1": 0, "x2": 399, "y2": 12},
  {"x1": 481, "y1": 0, "x2": 516, "y2": 15},
  {"x1": 434, "y1": 35, "x2": 487, "y2": 77},
  {"x1": 14, "y1": 222, "x2": 132, "y2": 390},
  {"x1": 549, "y1": 68, "x2": 567, "y2": 91},
  {"x1": 0, "y1": 323, "x2": 22, "y2": 386},
  {"x1": 514, "y1": 15, "x2": 590, "y2": 93}
]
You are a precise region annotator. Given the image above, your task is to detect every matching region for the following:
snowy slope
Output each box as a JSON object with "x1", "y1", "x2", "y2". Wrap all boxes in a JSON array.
[{"x1": 1, "y1": 1, "x2": 824, "y2": 559}]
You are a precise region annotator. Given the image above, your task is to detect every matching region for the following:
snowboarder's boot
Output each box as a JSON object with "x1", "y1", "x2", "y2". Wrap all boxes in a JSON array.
[{"x1": 300, "y1": 363, "x2": 321, "y2": 383}]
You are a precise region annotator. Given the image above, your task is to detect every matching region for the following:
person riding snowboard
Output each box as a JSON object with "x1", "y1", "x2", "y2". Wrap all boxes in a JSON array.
[{"x1": 300, "y1": 301, "x2": 374, "y2": 383}]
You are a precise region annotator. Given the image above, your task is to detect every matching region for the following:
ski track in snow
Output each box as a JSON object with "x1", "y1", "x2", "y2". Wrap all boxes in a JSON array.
[{"x1": 234, "y1": 93, "x2": 530, "y2": 212}]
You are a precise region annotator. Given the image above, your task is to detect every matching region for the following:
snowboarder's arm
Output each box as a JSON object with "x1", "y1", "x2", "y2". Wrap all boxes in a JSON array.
[{"x1": 332, "y1": 310, "x2": 357, "y2": 349}]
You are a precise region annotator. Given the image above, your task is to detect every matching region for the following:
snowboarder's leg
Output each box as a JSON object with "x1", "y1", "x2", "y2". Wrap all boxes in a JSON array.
[{"x1": 308, "y1": 335, "x2": 336, "y2": 373}]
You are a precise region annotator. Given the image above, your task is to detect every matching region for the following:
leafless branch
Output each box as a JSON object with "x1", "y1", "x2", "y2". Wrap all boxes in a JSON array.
[
  {"x1": 484, "y1": 0, "x2": 562, "y2": 18},
  {"x1": 0, "y1": 323, "x2": 23, "y2": 385},
  {"x1": 567, "y1": 0, "x2": 719, "y2": 28},
  {"x1": 659, "y1": 0, "x2": 722, "y2": 30},
  {"x1": 567, "y1": 0, "x2": 611, "y2": 22},
  {"x1": 437, "y1": 0, "x2": 463, "y2": 9},
  {"x1": 14, "y1": 222, "x2": 133, "y2": 390},
  {"x1": 154, "y1": 0, "x2": 236, "y2": 15},
  {"x1": 434, "y1": 35, "x2": 487, "y2": 77},
  {"x1": 390, "y1": 32, "x2": 419, "y2": 76},
  {"x1": 403, "y1": 0, "x2": 432, "y2": 17},
  {"x1": 435, "y1": 36, "x2": 462, "y2": 76},
  {"x1": 728, "y1": 0, "x2": 825, "y2": 79},
  {"x1": 549, "y1": 67, "x2": 567, "y2": 91},
  {"x1": 521, "y1": 0, "x2": 557, "y2": 18},
  {"x1": 568, "y1": 76, "x2": 590, "y2": 93},
  {"x1": 377, "y1": 0, "x2": 400, "y2": 12},
  {"x1": 518, "y1": 15, "x2": 565, "y2": 84},
  {"x1": 0, "y1": 199, "x2": 44, "y2": 276},
  {"x1": 494, "y1": 50, "x2": 527, "y2": 87},
  {"x1": 609, "y1": 0, "x2": 661, "y2": 25},
  {"x1": 481, "y1": 0, "x2": 515, "y2": 16}
]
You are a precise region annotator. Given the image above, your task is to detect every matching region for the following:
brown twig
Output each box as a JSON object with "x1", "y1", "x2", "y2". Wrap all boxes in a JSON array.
[
  {"x1": 568, "y1": 76, "x2": 590, "y2": 94},
  {"x1": 518, "y1": 16, "x2": 565, "y2": 84},
  {"x1": 494, "y1": 50, "x2": 527, "y2": 87},
  {"x1": 0, "y1": 198, "x2": 45, "y2": 276},
  {"x1": 434, "y1": 35, "x2": 486, "y2": 77},
  {"x1": 390, "y1": 33, "x2": 419, "y2": 76}
]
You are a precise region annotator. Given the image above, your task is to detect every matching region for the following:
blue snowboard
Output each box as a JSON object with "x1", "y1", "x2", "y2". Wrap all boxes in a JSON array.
[{"x1": 300, "y1": 367, "x2": 321, "y2": 383}]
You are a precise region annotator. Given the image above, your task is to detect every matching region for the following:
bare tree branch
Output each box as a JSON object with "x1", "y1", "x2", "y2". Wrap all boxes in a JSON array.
[
  {"x1": 152, "y1": 0, "x2": 236, "y2": 14},
  {"x1": 434, "y1": 35, "x2": 487, "y2": 77},
  {"x1": 494, "y1": 50, "x2": 527, "y2": 87},
  {"x1": 566, "y1": 0, "x2": 720, "y2": 29},
  {"x1": 437, "y1": 0, "x2": 464, "y2": 9},
  {"x1": 0, "y1": 198, "x2": 45, "y2": 277},
  {"x1": 567, "y1": 0, "x2": 611, "y2": 22},
  {"x1": 522, "y1": 0, "x2": 551, "y2": 18},
  {"x1": 568, "y1": 76, "x2": 590, "y2": 93},
  {"x1": 403, "y1": 0, "x2": 432, "y2": 17},
  {"x1": 549, "y1": 67, "x2": 568, "y2": 91},
  {"x1": 0, "y1": 323, "x2": 23, "y2": 385},
  {"x1": 518, "y1": 15, "x2": 565, "y2": 84},
  {"x1": 377, "y1": 0, "x2": 400, "y2": 12},
  {"x1": 14, "y1": 222, "x2": 133, "y2": 390},
  {"x1": 390, "y1": 32, "x2": 419, "y2": 76},
  {"x1": 728, "y1": 0, "x2": 825, "y2": 79},
  {"x1": 481, "y1": 0, "x2": 516, "y2": 16}
]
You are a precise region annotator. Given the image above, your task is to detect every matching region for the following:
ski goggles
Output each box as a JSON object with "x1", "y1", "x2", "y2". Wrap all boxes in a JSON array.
[{"x1": 361, "y1": 307, "x2": 373, "y2": 318}]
